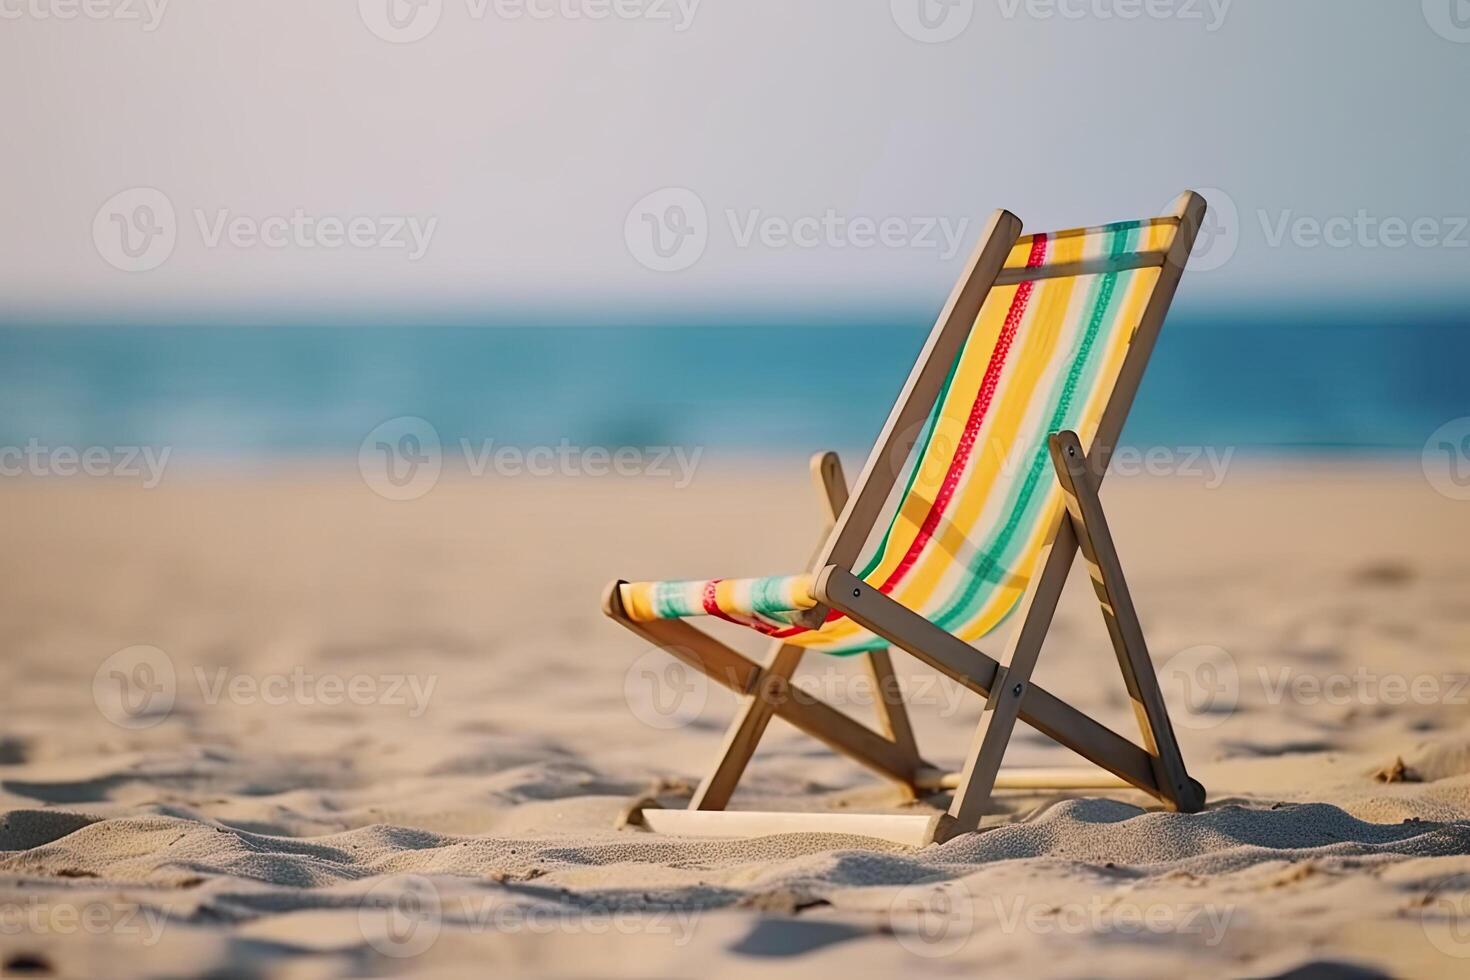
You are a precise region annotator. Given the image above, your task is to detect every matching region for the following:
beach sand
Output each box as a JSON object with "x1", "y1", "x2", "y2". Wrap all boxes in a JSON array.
[{"x1": 2, "y1": 460, "x2": 1470, "y2": 977}]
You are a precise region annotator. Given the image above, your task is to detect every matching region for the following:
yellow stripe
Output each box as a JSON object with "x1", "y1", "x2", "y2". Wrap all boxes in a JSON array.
[
  {"x1": 886, "y1": 229, "x2": 1087, "y2": 613},
  {"x1": 621, "y1": 582, "x2": 655, "y2": 621},
  {"x1": 789, "y1": 283, "x2": 1020, "y2": 648},
  {"x1": 957, "y1": 266, "x2": 1161, "y2": 638}
]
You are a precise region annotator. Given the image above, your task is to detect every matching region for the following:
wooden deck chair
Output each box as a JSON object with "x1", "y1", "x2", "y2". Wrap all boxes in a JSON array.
[{"x1": 603, "y1": 191, "x2": 1210, "y2": 846}]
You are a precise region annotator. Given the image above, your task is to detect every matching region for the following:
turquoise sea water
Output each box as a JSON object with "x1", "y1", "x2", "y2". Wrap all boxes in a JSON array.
[{"x1": 0, "y1": 302, "x2": 1464, "y2": 459}]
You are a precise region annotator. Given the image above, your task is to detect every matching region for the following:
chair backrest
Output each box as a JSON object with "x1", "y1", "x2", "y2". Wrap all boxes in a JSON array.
[{"x1": 797, "y1": 193, "x2": 1204, "y2": 655}]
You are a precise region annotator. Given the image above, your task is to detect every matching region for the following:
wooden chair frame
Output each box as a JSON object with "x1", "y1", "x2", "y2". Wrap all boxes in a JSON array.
[{"x1": 603, "y1": 193, "x2": 1209, "y2": 846}]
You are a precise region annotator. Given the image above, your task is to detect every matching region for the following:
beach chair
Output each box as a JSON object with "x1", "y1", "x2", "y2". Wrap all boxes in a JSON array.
[{"x1": 603, "y1": 192, "x2": 1209, "y2": 845}]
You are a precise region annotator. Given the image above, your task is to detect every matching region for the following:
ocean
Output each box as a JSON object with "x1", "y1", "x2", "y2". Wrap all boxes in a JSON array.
[{"x1": 0, "y1": 301, "x2": 1464, "y2": 461}]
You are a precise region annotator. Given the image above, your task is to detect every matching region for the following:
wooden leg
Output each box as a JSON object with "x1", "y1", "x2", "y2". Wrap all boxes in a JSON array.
[
  {"x1": 813, "y1": 565, "x2": 1165, "y2": 805},
  {"x1": 864, "y1": 648, "x2": 918, "y2": 758},
  {"x1": 688, "y1": 642, "x2": 805, "y2": 810},
  {"x1": 603, "y1": 582, "x2": 931, "y2": 791},
  {"x1": 941, "y1": 519, "x2": 1077, "y2": 834},
  {"x1": 811, "y1": 451, "x2": 920, "y2": 799},
  {"x1": 1049, "y1": 431, "x2": 1205, "y2": 811}
]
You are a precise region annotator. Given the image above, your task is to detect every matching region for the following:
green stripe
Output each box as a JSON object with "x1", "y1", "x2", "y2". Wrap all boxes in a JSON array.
[
  {"x1": 928, "y1": 224, "x2": 1136, "y2": 635},
  {"x1": 824, "y1": 221, "x2": 1147, "y2": 655}
]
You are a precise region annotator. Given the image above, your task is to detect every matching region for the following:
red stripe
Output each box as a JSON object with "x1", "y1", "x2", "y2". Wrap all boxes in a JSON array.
[
  {"x1": 876, "y1": 233, "x2": 1049, "y2": 593},
  {"x1": 701, "y1": 578, "x2": 787, "y2": 634},
  {"x1": 700, "y1": 578, "x2": 737, "y2": 622},
  {"x1": 762, "y1": 234, "x2": 1049, "y2": 644}
]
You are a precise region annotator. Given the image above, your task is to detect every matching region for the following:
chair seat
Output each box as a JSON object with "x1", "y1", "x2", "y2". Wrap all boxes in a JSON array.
[{"x1": 618, "y1": 574, "x2": 816, "y2": 633}]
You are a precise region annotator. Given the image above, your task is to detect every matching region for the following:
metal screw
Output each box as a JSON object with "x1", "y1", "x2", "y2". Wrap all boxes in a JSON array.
[
  {"x1": 1067, "y1": 445, "x2": 1076, "y2": 457},
  {"x1": 852, "y1": 587, "x2": 861, "y2": 598},
  {"x1": 1012, "y1": 683, "x2": 1023, "y2": 696}
]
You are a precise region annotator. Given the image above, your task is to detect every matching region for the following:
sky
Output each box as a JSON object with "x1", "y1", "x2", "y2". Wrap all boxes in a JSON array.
[{"x1": 1, "y1": 0, "x2": 1467, "y2": 323}]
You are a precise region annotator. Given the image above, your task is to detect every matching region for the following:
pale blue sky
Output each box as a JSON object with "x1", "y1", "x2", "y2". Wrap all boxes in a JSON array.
[{"x1": 2, "y1": 0, "x2": 1466, "y2": 321}]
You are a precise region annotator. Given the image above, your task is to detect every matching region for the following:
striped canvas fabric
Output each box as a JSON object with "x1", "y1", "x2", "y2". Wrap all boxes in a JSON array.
[{"x1": 620, "y1": 215, "x2": 1178, "y2": 655}]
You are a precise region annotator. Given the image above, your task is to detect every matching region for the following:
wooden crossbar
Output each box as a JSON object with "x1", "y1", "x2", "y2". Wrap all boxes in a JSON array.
[{"x1": 993, "y1": 250, "x2": 1168, "y2": 286}]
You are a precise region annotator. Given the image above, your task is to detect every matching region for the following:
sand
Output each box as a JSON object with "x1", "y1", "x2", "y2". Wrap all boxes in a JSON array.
[{"x1": 2, "y1": 460, "x2": 1470, "y2": 978}]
